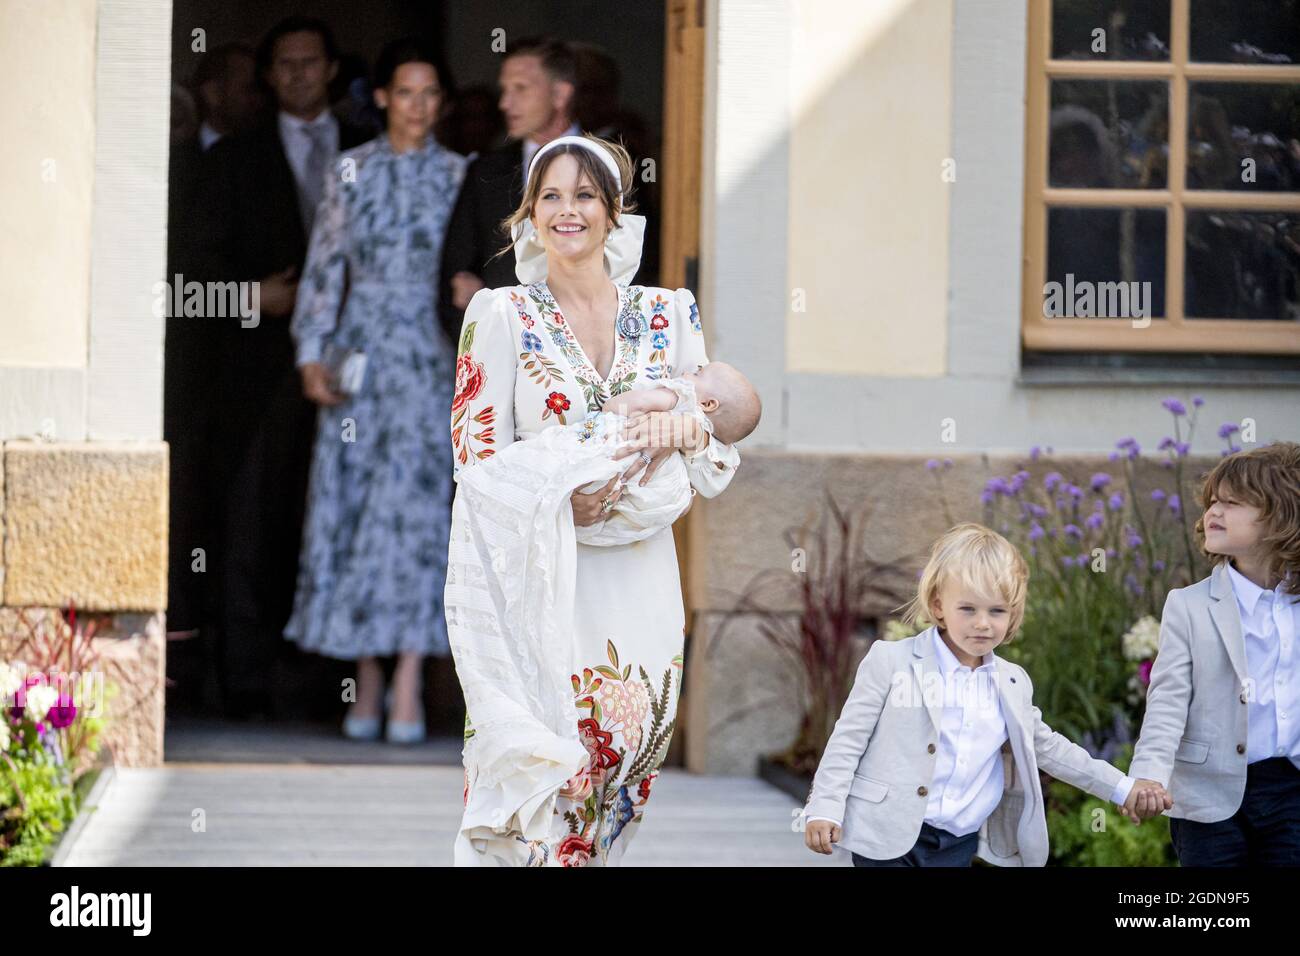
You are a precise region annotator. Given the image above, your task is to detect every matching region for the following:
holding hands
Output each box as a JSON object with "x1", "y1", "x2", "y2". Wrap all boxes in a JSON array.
[{"x1": 1118, "y1": 778, "x2": 1174, "y2": 824}]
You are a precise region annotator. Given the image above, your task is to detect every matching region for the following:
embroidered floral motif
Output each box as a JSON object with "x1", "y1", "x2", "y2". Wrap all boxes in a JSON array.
[
  {"x1": 543, "y1": 390, "x2": 571, "y2": 424},
  {"x1": 553, "y1": 640, "x2": 684, "y2": 866},
  {"x1": 452, "y1": 321, "x2": 496, "y2": 465}
]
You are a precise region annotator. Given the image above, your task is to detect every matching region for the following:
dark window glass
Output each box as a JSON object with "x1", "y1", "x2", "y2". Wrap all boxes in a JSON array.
[
  {"x1": 1187, "y1": 83, "x2": 1300, "y2": 191},
  {"x1": 1050, "y1": 80, "x2": 1168, "y2": 187},
  {"x1": 1186, "y1": 211, "x2": 1300, "y2": 319},
  {"x1": 1190, "y1": 0, "x2": 1300, "y2": 64},
  {"x1": 1052, "y1": 1, "x2": 1171, "y2": 60},
  {"x1": 1046, "y1": 207, "x2": 1167, "y2": 317}
]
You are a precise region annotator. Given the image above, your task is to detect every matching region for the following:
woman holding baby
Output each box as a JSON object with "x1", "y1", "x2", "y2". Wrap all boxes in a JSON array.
[{"x1": 445, "y1": 134, "x2": 759, "y2": 866}]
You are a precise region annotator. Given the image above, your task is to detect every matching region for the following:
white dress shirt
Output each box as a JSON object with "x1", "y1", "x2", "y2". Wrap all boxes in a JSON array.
[
  {"x1": 923, "y1": 629, "x2": 1009, "y2": 836},
  {"x1": 277, "y1": 109, "x2": 339, "y2": 190},
  {"x1": 521, "y1": 122, "x2": 581, "y2": 189},
  {"x1": 1227, "y1": 561, "x2": 1300, "y2": 767}
]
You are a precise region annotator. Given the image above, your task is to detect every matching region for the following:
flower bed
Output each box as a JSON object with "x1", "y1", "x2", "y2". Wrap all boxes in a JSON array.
[{"x1": 1, "y1": 606, "x2": 111, "y2": 866}]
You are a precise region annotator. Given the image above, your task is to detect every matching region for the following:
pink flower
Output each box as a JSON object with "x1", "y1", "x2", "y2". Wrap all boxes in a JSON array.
[{"x1": 1137, "y1": 660, "x2": 1153, "y2": 686}]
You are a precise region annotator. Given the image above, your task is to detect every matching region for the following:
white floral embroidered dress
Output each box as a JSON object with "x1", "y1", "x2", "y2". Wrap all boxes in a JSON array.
[{"x1": 448, "y1": 281, "x2": 739, "y2": 866}]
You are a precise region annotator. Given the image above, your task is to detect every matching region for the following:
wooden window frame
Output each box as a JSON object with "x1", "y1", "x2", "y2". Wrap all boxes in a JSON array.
[{"x1": 1022, "y1": 0, "x2": 1300, "y2": 353}]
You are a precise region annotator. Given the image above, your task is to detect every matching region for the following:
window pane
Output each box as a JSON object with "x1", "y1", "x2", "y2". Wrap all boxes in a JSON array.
[
  {"x1": 1186, "y1": 211, "x2": 1300, "y2": 320},
  {"x1": 1190, "y1": 0, "x2": 1300, "y2": 64},
  {"x1": 1046, "y1": 207, "x2": 1167, "y2": 318},
  {"x1": 1052, "y1": 1, "x2": 1171, "y2": 60},
  {"x1": 1188, "y1": 83, "x2": 1300, "y2": 191},
  {"x1": 1050, "y1": 81, "x2": 1168, "y2": 188}
]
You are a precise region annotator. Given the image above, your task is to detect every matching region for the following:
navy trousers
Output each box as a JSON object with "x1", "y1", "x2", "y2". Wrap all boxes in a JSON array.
[
  {"x1": 851, "y1": 822, "x2": 979, "y2": 867},
  {"x1": 1169, "y1": 756, "x2": 1300, "y2": 867}
]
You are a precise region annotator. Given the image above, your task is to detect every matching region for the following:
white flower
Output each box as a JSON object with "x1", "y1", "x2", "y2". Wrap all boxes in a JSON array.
[
  {"x1": 24, "y1": 684, "x2": 58, "y2": 724},
  {"x1": 0, "y1": 718, "x2": 9, "y2": 752},
  {"x1": 0, "y1": 662, "x2": 22, "y2": 702},
  {"x1": 1122, "y1": 615, "x2": 1161, "y2": 662}
]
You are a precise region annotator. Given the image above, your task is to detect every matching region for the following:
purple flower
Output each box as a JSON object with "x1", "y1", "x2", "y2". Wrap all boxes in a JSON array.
[
  {"x1": 1060, "y1": 556, "x2": 1075, "y2": 569},
  {"x1": 985, "y1": 476, "x2": 1011, "y2": 497},
  {"x1": 943, "y1": 458, "x2": 953, "y2": 468},
  {"x1": 1028, "y1": 503, "x2": 1047, "y2": 518},
  {"x1": 1066, "y1": 484, "x2": 1084, "y2": 500},
  {"x1": 1138, "y1": 660, "x2": 1153, "y2": 685},
  {"x1": 981, "y1": 490, "x2": 994, "y2": 505},
  {"x1": 1158, "y1": 437, "x2": 1176, "y2": 451},
  {"x1": 1090, "y1": 472, "x2": 1112, "y2": 491},
  {"x1": 1162, "y1": 398, "x2": 1187, "y2": 416},
  {"x1": 1126, "y1": 531, "x2": 1143, "y2": 548},
  {"x1": 1044, "y1": 471, "x2": 1063, "y2": 492},
  {"x1": 1028, "y1": 522, "x2": 1045, "y2": 541},
  {"x1": 1109, "y1": 492, "x2": 1124, "y2": 511},
  {"x1": 1151, "y1": 488, "x2": 1166, "y2": 502},
  {"x1": 1153, "y1": 560, "x2": 1166, "y2": 572},
  {"x1": 1192, "y1": 396, "x2": 1204, "y2": 408},
  {"x1": 1217, "y1": 422, "x2": 1240, "y2": 439},
  {"x1": 1030, "y1": 446, "x2": 1042, "y2": 461},
  {"x1": 1064, "y1": 523, "x2": 1083, "y2": 539},
  {"x1": 1086, "y1": 513, "x2": 1104, "y2": 530},
  {"x1": 1009, "y1": 470, "x2": 1030, "y2": 494},
  {"x1": 47, "y1": 693, "x2": 77, "y2": 730},
  {"x1": 926, "y1": 459, "x2": 940, "y2": 471},
  {"x1": 1168, "y1": 495, "x2": 1181, "y2": 515},
  {"x1": 1108, "y1": 451, "x2": 1120, "y2": 461},
  {"x1": 1105, "y1": 548, "x2": 1117, "y2": 559},
  {"x1": 1175, "y1": 441, "x2": 1190, "y2": 457},
  {"x1": 1116, "y1": 437, "x2": 1139, "y2": 451}
]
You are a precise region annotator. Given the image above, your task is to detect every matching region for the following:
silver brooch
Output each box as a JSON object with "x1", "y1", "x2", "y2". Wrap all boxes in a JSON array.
[{"x1": 617, "y1": 305, "x2": 644, "y2": 341}]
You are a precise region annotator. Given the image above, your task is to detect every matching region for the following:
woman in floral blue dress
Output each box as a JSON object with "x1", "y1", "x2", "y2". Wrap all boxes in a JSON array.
[{"x1": 286, "y1": 39, "x2": 466, "y2": 742}]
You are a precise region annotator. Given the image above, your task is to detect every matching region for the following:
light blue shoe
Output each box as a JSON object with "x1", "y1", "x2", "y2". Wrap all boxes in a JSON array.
[
  {"x1": 384, "y1": 687, "x2": 426, "y2": 745},
  {"x1": 342, "y1": 709, "x2": 381, "y2": 741}
]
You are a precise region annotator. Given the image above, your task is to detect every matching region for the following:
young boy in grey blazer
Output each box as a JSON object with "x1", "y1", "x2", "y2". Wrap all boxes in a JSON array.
[
  {"x1": 803, "y1": 523, "x2": 1171, "y2": 866},
  {"x1": 1130, "y1": 441, "x2": 1300, "y2": 866}
]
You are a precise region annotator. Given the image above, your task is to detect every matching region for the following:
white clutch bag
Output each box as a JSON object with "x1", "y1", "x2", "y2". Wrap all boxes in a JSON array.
[{"x1": 322, "y1": 343, "x2": 367, "y2": 397}]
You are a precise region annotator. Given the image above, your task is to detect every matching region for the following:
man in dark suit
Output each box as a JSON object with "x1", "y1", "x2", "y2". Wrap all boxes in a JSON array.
[
  {"x1": 438, "y1": 37, "x2": 580, "y2": 344},
  {"x1": 191, "y1": 17, "x2": 371, "y2": 719}
]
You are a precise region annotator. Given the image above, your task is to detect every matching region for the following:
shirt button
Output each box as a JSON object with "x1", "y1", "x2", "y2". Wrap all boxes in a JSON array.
[
  {"x1": 927, "y1": 743, "x2": 936, "y2": 754},
  {"x1": 1240, "y1": 693, "x2": 1248, "y2": 704},
  {"x1": 917, "y1": 786, "x2": 929, "y2": 797},
  {"x1": 1237, "y1": 744, "x2": 1246, "y2": 754}
]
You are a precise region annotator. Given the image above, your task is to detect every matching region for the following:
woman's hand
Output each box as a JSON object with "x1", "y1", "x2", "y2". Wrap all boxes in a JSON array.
[
  {"x1": 612, "y1": 412, "x2": 708, "y2": 486},
  {"x1": 300, "y1": 362, "x2": 345, "y2": 407},
  {"x1": 571, "y1": 474, "x2": 623, "y2": 527}
]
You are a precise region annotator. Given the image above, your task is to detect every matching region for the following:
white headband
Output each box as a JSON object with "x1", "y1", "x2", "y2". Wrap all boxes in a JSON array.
[{"x1": 526, "y1": 135, "x2": 623, "y2": 194}]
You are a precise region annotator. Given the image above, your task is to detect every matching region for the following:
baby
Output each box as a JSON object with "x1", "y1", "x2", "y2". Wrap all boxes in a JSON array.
[
  {"x1": 600, "y1": 361, "x2": 761, "y2": 448},
  {"x1": 568, "y1": 360, "x2": 760, "y2": 535}
]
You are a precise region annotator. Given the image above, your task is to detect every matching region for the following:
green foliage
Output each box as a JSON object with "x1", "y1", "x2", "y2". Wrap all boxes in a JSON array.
[
  {"x1": 0, "y1": 757, "x2": 76, "y2": 867},
  {"x1": 1045, "y1": 747, "x2": 1177, "y2": 868}
]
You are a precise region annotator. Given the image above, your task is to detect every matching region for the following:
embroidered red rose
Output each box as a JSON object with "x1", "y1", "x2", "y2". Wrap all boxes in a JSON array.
[
  {"x1": 557, "y1": 834, "x2": 592, "y2": 867},
  {"x1": 650, "y1": 314, "x2": 668, "y2": 330},
  {"x1": 545, "y1": 391, "x2": 571, "y2": 415},
  {"x1": 453, "y1": 353, "x2": 486, "y2": 414}
]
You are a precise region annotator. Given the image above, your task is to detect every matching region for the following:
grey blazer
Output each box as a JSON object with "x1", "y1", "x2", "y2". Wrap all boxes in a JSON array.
[
  {"x1": 803, "y1": 627, "x2": 1126, "y2": 866},
  {"x1": 1130, "y1": 563, "x2": 1255, "y2": 823}
]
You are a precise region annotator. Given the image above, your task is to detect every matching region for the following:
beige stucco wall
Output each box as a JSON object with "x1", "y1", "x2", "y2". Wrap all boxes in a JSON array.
[
  {"x1": 786, "y1": 0, "x2": 951, "y2": 377},
  {"x1": 0, "y1": 0, "x2": 96, "y2": 369}
]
